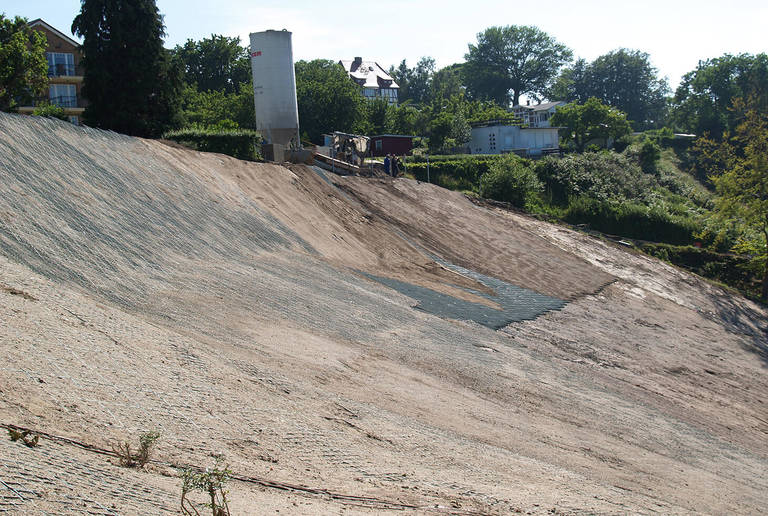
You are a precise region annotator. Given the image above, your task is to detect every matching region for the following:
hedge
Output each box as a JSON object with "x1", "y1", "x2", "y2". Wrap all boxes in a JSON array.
[
  {"x1": 163, "y1": 128, "x2": 262, "y2": 161},
  {"x1": 404, "y1": 155, "x2": 505, "y2": 192},
  {"x1": 640, "y1": 243, "x2": 759, "y2": 299},
  {"x1": 565, "y1": 197, "x2": 699, "y2": 245}
]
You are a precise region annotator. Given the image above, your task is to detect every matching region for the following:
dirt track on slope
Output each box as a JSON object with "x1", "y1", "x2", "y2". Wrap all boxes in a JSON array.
[{"x1": 1, "y1": 114, "x2": 767, "y2": 514}]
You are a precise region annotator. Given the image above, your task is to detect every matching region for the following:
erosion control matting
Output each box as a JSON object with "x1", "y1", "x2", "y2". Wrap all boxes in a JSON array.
[{"x1": 2, "y1": 113, "x2": 766, "y2": 515}]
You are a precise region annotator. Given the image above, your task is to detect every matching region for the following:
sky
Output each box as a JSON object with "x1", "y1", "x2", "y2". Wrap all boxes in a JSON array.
[{"x1": 5, "y1": 0, "x2": 768, "y2": 90}]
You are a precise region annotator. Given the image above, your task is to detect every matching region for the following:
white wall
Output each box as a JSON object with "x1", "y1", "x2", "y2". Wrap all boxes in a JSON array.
[{"x1": 471, "y1": 126, "x2": 559, "y2": 155}]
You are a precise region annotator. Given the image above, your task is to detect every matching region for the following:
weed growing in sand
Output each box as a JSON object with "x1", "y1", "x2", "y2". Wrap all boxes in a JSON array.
[
  {"x1": 112, "y1": 430, "x2": 160, "y2": 467},
  {"x1": 8, "y1": 428, "x2": 39, "y2": 447},
  {"x1": 180, "y1": 457, "x2": 232, "y2": 516}
]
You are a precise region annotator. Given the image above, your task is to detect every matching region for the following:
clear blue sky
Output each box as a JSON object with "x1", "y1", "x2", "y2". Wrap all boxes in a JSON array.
[{"x1": 5, "y1": 0, "x2": 767, "y2": 90}]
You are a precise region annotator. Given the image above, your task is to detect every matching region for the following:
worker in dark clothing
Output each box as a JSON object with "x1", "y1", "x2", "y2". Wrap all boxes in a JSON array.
[
  {"x1": 383, "y1": 154, "x2": 391, "y2": 176},
  {"x1": 392, "y1": 156, "x2": 401, "y2": 177}
]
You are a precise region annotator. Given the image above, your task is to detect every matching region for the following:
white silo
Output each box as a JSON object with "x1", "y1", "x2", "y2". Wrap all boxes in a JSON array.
[{"x1": 249, "y1": 30, "x2": 300, "y2": 147}]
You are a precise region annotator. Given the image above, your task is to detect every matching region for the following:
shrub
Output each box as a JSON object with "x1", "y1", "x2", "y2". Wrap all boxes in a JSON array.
[
  {"x1": 534, "y1": 152, "x2": 652, "y2": 206},
  {"x1": 639, "y1": 138, "x2": 661, "y2": 174},
  {"x1": 112, "y1": 430, "x2": 160, "y2": 468},
  {"x1": 405, "y1": 155, "x2": 499, "y2": 192},
  {"x1": 479, "y1": 154, "x2": 541, "y2": 208},
  {"x1": 640, "y1": 243, "x2": 759, "y2": 299},
  {"x1": 565, "y1": 197, "x2": 699, "y2": 244},
  {"x1": 32, "y1": 102, "x2": 68, "y2": 121},
  {"x1": 8, "y1": 428, "x2": 39, "y2": 447},
  {"x1": 163, "y1": 128, "x2": 262, "y2": 161},
  {"x1": 181, "y1": 457, "x2": 231, "y2": 516}
]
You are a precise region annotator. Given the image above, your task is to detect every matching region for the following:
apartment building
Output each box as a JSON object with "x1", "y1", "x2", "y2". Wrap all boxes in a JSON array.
[{"x1": 17, "y1": 19, "x2": 86, "y2": 125}]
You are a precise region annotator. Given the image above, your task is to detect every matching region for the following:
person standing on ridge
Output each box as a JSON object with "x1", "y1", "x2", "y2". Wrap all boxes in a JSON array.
[{"x1": 384, "y1": 154, "x2": 391, "y2": 176}]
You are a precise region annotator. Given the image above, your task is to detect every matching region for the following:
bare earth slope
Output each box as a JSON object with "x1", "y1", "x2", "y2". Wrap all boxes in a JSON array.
[{"x1": 1, "y1": 113, "x2": 766, "y2": 514}]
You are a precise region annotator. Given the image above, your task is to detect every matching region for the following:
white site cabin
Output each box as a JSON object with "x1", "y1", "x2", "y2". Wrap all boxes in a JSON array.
[{"x1": 470, "y1": 101, "x2": 566, "y2": 156}]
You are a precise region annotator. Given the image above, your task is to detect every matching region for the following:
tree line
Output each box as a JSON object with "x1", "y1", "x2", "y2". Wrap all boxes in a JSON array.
[{"x1": 3, "y1": 4, "x2": 766, "y2": 146}]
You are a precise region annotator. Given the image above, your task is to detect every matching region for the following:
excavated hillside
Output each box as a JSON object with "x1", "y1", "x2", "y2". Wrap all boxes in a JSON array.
[{"x1": 0, "y1": 113, "x2": 766, "y2": 515}]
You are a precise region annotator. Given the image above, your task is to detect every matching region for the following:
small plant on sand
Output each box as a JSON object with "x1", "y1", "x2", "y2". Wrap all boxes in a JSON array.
[
  {"x1": 8, "y1": 428, "x2": 39, "y2": 447},
  {"x1": 112, "y1": 430, "x2": 160, "y2": 467},
  {"x1": 180, "y1": 457, "x2": 232, "y2": 516}
]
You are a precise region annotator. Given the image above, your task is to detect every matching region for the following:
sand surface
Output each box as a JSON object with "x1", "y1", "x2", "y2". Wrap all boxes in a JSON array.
[{"x1": 1, "y1": 113, "x2": 766, "y2": 514}]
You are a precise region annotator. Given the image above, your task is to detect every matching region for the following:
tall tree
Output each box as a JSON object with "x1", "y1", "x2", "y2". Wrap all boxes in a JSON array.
[
  {"x1": 431, "y1": 63, "x2": 465, "y2": 102},
  {"x1": 550, "y1": 49, "x2": 670, "y2": 130},
  {"x1": 672, "y1": 53, "x2": 768, "y2": 138},
  {"x1": 295, "y1": 59, "x2": 366, "y2": 143},
  {"x1": 72, "y1": 0, "x2": 182, "y2": 137},
  {"x1": 550, "y1": 97, "x2": 631, "y2": 152},
  {"x1": 389, "y1": 57, "x2": 435, "y2": 105},
  {"x1": 463, "y1": 25, "x2": 572, "y2": 106},
  {"x1": 709, "y1": 98, "x2": 768, "y2": 298},
  {"x1": 172, "y1": 35, "x2": 250, "y2": 94},
  {"x1": 547, "y1": 58, "x2": 589, "y2": 102},
  {"x1": 0, "y1": 15, "x2": 48, "y2": 112}
]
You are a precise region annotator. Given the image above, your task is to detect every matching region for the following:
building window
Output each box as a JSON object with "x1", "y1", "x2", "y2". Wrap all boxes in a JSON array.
[
  {"x1": 46, "y1": 52, "x2": 75, "y2": 77},
  {"x1": 375, "y1": 140, "x2": 382, "y2": 151},
  {"x1": 363, "y1": 87, "x2": 377, "y2": 98},
  {"x1": 49, "y1": 84, "x2": 77, "y2": 107}
]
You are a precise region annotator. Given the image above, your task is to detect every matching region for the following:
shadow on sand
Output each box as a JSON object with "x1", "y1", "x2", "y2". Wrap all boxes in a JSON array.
[{"x1": 708, "y1": 291, "x2": 768, "y2": 367}]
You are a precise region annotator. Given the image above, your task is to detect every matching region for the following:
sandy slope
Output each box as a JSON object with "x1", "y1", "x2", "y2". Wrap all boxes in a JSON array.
[{"x1": 1, "y1": 113, "x2": 766, "y2": 514}]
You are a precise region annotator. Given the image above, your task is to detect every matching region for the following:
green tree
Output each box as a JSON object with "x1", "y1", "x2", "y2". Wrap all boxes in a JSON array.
[
  {"x1": 72, "y1": 0, "x2": 183, "y2": 137},
  {"x1": 389, "y1": 57, "x2": 435, "y2": 105},
  {"x1": 550, "y1": 49, "x2": 670, "y2": 130},
  {"x1": 172, "y1": 35, "x2": 250, "y2": 94},
  {"x1": 364, "y1": 97, "x2": 393, "y2": 135},
  {"x1": 427, "y1": 111, "x2": 453, "y2": 152},
  {"x1": 179, "y1": 82, "x2": 255, "y2": 130},
  {"x1": 672, "y1": 53, "x2": 768, "y2": 137},
  {"x1": 709, "y1": 99, "x2": 768, "y2": 298},
  {"x1": 550, "y1": 97, "x2": 631, "y2": 152},
  {"x1": 431, "y1": 63, "x2": 464, "y2": 102},
  {"x1": 547, "y1": 58, "x2": 589, "y2": 102},
  {"x1": 295, "y1": 59, "x2": 365, "y2": 143},
  {"x1": 463, "y1": 25, "x2": 572, "y2": 106},
  {"x1": 0, "y1": 14, "x2": 48, "y2": 112},
  {"x1": 389, "y1": 103, "x2": 421, "y2": 135}
]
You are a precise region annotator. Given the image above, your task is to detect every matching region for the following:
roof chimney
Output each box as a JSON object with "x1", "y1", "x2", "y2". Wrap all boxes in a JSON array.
[{"x1": 353, "y1": 56, "x2": 362, "y2": 65}]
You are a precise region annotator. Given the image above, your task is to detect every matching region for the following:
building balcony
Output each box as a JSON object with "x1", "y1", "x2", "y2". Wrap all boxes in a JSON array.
[
  {"x1": 48, "y1": 63, "x2": 84, "y2": 82},
  {"x1": 16, "y1": 95, "x2": 87, "y2": 115}
]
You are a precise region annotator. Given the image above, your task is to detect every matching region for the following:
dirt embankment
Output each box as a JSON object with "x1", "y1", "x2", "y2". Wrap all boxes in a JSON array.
[{"x1": 1, "y1": 113, "x2": 766, "y2": 515}]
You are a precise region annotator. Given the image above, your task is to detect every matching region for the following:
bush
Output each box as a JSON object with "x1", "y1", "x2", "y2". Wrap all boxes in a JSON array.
[
  {"x1": 479, "y1": 154, "x2": 541, "y2": 208},
  {"x1": 163, "y1": 128, "x2": 262, "y2": 161},
  {"x1": 405, "y1": 155, "x2": 499, "y2": 192},
  {"x1": 181, "y1": 457, "x2": 231, "y2": 516},
  {"x1": 112, "y1": 430, "x2": 160, "y2": 468},
  {"x1": 639, "y1": 138, "x2": 661, "y2": 174},
  {"x1": 640, "y1": 243, "x2": 759, "y2": 299},
  {"x1": 534, "y1": 152, "x2": 653, "y2": 206},
  {"x1": 565, "y1": 197, "x2": 699, "y2": 244},
  {"x1": 32, "y1": 102, "x2": 68, "y2": 121}
]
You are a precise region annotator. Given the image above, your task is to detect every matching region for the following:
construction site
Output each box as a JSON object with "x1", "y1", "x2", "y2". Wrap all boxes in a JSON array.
[{"x1": 1, "y1": 109, "x2": 767, "y2": 514}]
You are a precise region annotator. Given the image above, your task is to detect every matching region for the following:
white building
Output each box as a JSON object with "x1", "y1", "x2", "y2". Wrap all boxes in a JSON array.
[
  {"x1": 511, "y1": 101, "x2": 566, "y2": 128},
  {"x1": 470, "y1": 122, "x2": 560, "y2": 156},
  {"x1": 339, "y1": 57, "x2": 399, "y2": 105}
]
